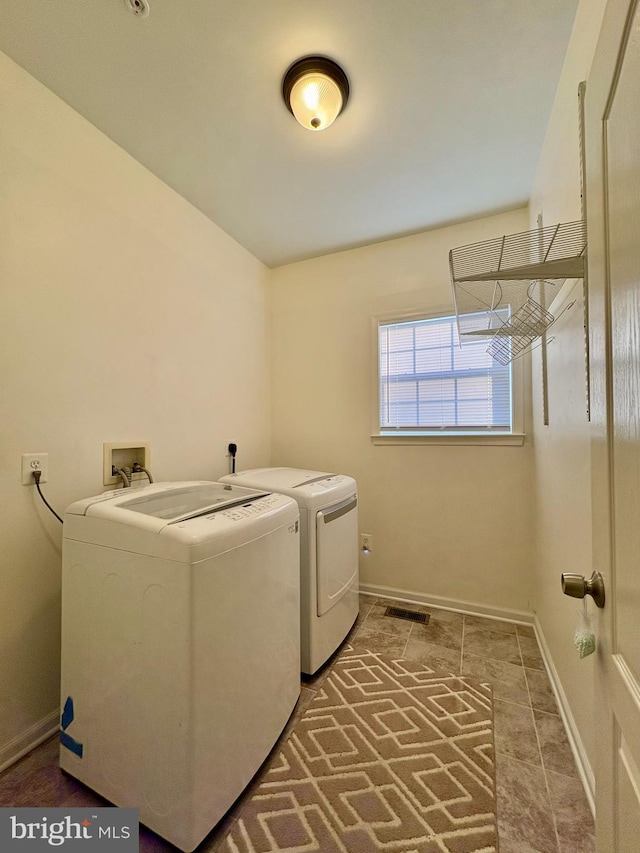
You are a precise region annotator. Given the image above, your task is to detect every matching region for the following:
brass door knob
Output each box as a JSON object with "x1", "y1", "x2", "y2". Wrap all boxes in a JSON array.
[{"x1": 561, "y1": 571, "x2": 605, "y2": 608}]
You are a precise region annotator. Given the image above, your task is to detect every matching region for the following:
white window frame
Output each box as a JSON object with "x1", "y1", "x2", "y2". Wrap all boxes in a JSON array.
[{"x1": 371, "y1": 307, "x2": 525, "y2": 446}]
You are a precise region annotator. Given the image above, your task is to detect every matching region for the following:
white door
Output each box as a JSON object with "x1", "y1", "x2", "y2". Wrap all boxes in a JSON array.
[{"x1": 586, "y1": 0, "x2": 640, "y2": 848}]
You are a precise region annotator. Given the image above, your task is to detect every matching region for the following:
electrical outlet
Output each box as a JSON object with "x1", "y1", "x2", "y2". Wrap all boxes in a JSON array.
[
  {"x1": 21, "y1": 453, "x2": 48, "y2": 485},
  {"x1": 360, "y1": 533, "x2": 372, "y2": 553}
]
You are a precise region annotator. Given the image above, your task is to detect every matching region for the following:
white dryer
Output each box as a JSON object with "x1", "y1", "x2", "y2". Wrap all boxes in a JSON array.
[
  {"x1": 60, "y1": 481, "x2": 300, "y2": 853},
  {"x1": 220, "y1": 468, "x2": 358, "y2": 675}
]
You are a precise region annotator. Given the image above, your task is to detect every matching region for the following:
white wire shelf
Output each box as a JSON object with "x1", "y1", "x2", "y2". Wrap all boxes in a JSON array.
[
  {"x1": 449, "y1": 220, "x2": 587, "y2": 356},
  {"x1": 450, "y1": 220, "x2": 586, "y2": 284}
]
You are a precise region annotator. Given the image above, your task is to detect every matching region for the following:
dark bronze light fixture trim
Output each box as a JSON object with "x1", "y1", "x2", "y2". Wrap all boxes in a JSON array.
[{"x1": 282, "y1": 56, "x2": 350, "y2": 131}]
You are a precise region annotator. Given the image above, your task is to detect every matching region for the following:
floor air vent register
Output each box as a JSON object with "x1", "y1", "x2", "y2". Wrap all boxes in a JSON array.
[{"x1": 384, "y1": 606, "x2": 430, "y2": 625}]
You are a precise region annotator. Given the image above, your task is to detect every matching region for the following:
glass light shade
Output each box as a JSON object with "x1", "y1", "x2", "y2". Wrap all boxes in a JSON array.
[{"x1": 289, "y1": 72, "x2": 344, "y2": 131}]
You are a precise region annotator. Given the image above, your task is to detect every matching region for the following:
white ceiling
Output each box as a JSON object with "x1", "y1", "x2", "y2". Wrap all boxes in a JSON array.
[{"x1": 1, "y1": 0, "x2": 579, "y2": 267}]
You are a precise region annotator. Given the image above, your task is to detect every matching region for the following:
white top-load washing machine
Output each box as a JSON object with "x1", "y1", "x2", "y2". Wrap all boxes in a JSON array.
[
  {"x1": 60, "y1": 481, "x2": 300, "y2": 853},
  {"x1": 220, "y1": 468, "x2": 358, "y2": 675}
]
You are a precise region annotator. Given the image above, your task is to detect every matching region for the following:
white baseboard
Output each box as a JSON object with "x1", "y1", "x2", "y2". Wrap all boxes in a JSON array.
[
  {"x1": 358, "y1": 581, "x2": 534, "y2": 626},
  {"x1": 533, "y1": 615, "x2": 596, "y2": 817},
  {"x1": 0, "y1": 710, "x2": 59, "y2": 774}
]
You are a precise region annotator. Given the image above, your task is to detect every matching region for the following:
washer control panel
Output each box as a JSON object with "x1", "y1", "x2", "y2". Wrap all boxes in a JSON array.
[{"x1": 217, "y1": 494, "x2": 282, "y2": 521}]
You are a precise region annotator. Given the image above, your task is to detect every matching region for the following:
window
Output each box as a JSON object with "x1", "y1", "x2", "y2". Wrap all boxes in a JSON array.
[{"x1": 374, "y1": 310, "x2": 523, "y2": 444}]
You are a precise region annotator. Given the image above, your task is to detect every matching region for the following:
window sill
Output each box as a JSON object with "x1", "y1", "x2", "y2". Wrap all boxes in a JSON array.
[{"x1": 370, "y1": 433, "x2": 525, "y2": 446}]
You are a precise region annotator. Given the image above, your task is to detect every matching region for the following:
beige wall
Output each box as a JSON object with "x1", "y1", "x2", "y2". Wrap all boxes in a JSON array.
[
  {"x1": 270, "y1": 208, "x2": 535, "y2": 615},
  {"x1": 0, "y1": 53, "x2": 271, "y2": 765},
  {"x1": 528, "y1": 0, "x2": 608, "y2": 786}
]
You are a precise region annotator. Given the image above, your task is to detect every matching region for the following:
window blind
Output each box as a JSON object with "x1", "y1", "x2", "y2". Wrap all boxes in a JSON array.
[{"x1": 379, "y1": 313, "x2": 512, "y2": 432}]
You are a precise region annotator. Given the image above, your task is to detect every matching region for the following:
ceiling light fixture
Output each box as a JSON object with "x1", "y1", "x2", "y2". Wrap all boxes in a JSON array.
[{"x1": 282, "y1": 56, "x2": 349, "y2": 132}]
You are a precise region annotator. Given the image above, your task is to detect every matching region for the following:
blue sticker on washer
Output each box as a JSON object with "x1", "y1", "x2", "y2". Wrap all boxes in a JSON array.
[
  {"x1": 60, "y1": 696, "x2": 83, "y2": 757},
  {"x1": 59, "y1": 730, "x2": 83, "y2": 757},
  {"x1": 61, "y1": 696, "x2": 74, "y2": 730}
]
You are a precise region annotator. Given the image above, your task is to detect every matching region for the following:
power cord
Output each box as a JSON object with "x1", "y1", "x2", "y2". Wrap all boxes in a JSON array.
[{"x1": 32, "y1": 470, "x2": 63, "y2": 524}]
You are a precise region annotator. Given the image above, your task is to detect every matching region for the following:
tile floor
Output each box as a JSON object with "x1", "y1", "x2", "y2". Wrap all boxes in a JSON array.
[
  {"x1": 352, "y1": 596, "x2": 596, "y2": 853},
  {"x1": 0, "y1": 594, "x2": 596, "y2": 853}
]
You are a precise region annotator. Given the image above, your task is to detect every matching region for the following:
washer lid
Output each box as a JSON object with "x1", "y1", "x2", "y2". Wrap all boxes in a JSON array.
[
  {"x1": 63, "y1": 482, "x2": 299, "y2": 563},
  {"x1": 67, "y1": 481, "x2": 267, "y2": 524},
  {"x1": 118, "y1": 482, "x2": 268, "y2": 522}
]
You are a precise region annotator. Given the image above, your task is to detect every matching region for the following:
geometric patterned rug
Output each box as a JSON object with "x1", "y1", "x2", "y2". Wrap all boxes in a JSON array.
[{"x1": 219, "y1": 646, "x2": 497, "y2": 853}]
